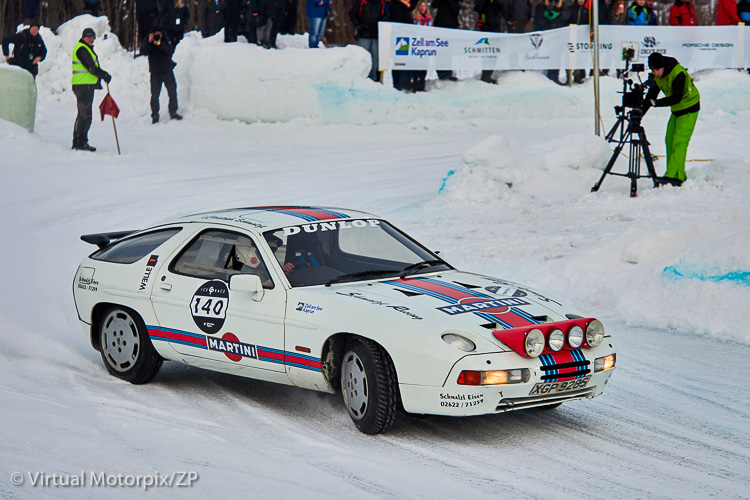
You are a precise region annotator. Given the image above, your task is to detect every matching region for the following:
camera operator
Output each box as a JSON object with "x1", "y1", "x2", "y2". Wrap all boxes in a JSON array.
[
  {"x1": 140, "y1": 27, "x2": 182, "y2": 124},
  {"x1": 643, "y1": 52, "x2": 700, "y2": 187}
]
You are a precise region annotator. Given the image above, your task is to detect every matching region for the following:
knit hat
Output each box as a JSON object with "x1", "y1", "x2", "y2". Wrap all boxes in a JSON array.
[
  {"x1": 648, "y1": 52, "x2": 666, "y2": 70},
  {"x1": 82, "y1": 27, "x2": 96, "y2": 38},
  {"x1": 29, "y1": 19, "x2": 40, "y2": 28}
]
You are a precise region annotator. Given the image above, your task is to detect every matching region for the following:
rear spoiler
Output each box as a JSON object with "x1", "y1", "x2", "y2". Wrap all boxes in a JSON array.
[{"x1": 80, "y1": 230, "x2": 137, "y2": 249}]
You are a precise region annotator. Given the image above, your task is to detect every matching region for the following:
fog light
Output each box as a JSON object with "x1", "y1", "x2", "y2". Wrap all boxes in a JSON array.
[
  {"x1": 442, "y1": 333, "x2": 476, "y2": 352},
  {"x1": 594, "y1": 354, "x2": 616, "y2": 372},
  {"x1": 586, "y1": 320, "x2": 605, "y2": 347},
  {"x1": 457, "y1": 369, "x2": 530, "y2": 385},
  {"x1": 567, "y1": 325, "x2": 584, "y2": 348},
  {"x1": 524, "y1": 329, "x2": 545, "y2": 357},
  {"x1": 548, "y1": 328, "x2": 564, "y2": 351}
]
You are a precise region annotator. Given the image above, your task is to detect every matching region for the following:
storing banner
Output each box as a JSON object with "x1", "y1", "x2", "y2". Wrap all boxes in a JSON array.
[{"x1": 378, "y1": 23, "x2": 750, "y2": 72}]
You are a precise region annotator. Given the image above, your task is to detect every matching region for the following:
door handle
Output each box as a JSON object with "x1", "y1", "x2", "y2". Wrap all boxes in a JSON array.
[{"x1": 160, "y1": 283, "x2": 172, "y2": 291}]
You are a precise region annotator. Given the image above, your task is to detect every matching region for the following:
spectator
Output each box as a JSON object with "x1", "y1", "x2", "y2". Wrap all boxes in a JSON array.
[
  {"x1": 239, "y1": 0, "x2": 258, "y2": 43},
  {"x1": 82, "y1": 0, "x2": 101, "y2": 16},
  {"x1": 202, "y1": 0, "x2": 226, "y2": 37},
  {"x1": 22, "y1": 0, "x2": 40, "y2": 24},
  {"x1": 2, "y1": 19, "x2": 46, "y2": 79},
  {"x1": 71, "y1": 27, "x2": 112, "y2": 152},
  {"x1": 645, "y1": 0, "x2": 659, "y2": 23},
  {"x1": 140, "y1": 27, "x2": 182, "y2": 123},
  {"x1": 136, "y1": 0, "x2": 160, "y2": 40},
  {"x1": 411, "y1": 0, "x2": 432, "y2": 91},
  {"x1": 534, "y1": 0, "x2": 569, "y2": 84},
  {"x1": 474, "y1": 0, "x2": 506, "y2": 84},
  {"x1": 627, "y1": 0, "x2": 656, "y2": 25},
  {"x1": 390, "y1": 0, "x2": 414, "y2": 90},
  {"x1": 306, "y1": 0, "x2": 331, "y2": 48},
  {"x1": 717, "y1": 0, "x2": 740, "y2": 24},
  {"x1": 644, "y1": 52, "x2": 700, "y2": 187},
  {"x1": 608, "y1": 0, "x2": 628, "y2": 24},
  {"x1": 225, "y1": 0, "x2": 242, "y2": 41},
  {"x1": 350, "y1": 0, "x2": 387, "y2": 81},
  {"x1": 505, "y1": 0, "x2": 532, "y2": 33},
  {"x1": 739, "y1": 0, "x2": 750, "y2": 22},
  {"x1": 432, "y1": 0, "x2": 460, "y2": 80},
  {"x1": 669, "y1": 0, "x2": 697, "y2": 25},
  {"x1": 569, "y1": 0, "x2": 590, "y2": 84},
  {"x1": 279, "y1": 0, "x2": 299, "y2": 34},
  {"x1": 160, "y1": 0, "x2": 191, "y2": 46},
  {"x1": 256, "y1": 0, "x2": 286, "y2": 48}
]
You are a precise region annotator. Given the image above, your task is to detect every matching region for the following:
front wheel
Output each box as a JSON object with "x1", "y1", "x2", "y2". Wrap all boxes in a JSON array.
[
  {"x1": 99, "y1": 306, "x2": 162, "y2": 384},
  {"x1": 340, "y1": 338, "x2": 398, "y2": 434}
]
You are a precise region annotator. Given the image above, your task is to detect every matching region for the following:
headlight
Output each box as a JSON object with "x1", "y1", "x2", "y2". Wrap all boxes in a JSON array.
[
  {"x1": 547, "y1": 328, "x2": 564, "y2": 351},
  {"x1": 567, "y1": 325, "x2": 584, "y2": 349},
  {"x1": 457, "y1": 369, "x2": 530, "y2": 385},
  {"x1": 594, "y1": 354, "x2": 616, "y2": 372},
  {"x1": 442, "y1": 333, "x2": 476, "y2": 352},
  {"x1": 586, "y1": 320, "x2": 605, "y2": 347},
  {"x1": 524, "y1": 329, "x2": 545, "y2": 357}
]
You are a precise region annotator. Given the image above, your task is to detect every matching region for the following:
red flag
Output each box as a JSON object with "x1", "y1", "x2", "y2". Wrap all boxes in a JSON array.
[{"x1": 99, "y1": 93, "x2": 120, "y2": 121}]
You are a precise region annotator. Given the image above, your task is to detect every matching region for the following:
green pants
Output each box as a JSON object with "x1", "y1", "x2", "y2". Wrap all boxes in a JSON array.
[{"x1": 664, "y1": 111, "x2": 699, "y2": 181}]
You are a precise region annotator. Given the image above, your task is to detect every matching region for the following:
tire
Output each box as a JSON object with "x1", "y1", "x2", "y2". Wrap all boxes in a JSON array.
[
  {"x1": 340, "y1": 338, "x2": 398, "y2": 434},
  {"x1": 99, "y1": 306, "x2": 162, "y2": 384}
]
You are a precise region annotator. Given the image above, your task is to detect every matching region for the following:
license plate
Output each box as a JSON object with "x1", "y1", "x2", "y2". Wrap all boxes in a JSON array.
[{"x1": 529, "y1": 376, "x2": 591, "y2": 396}]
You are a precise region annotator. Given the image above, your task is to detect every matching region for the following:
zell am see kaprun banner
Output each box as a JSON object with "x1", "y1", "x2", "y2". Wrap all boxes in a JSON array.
[{"x1": 378, "y1": 22, "x2": 750, "y2": 72}]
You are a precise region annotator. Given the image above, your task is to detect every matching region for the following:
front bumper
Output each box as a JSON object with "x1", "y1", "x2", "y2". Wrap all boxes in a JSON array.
[{"x1": 399, "y1": 341, "x2": 616, "y2": 416}]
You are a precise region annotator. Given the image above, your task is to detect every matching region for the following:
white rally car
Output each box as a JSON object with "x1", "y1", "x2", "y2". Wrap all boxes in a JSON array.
[{"x1": 73, "y1": 206, "x2": 616, "y2": 434}]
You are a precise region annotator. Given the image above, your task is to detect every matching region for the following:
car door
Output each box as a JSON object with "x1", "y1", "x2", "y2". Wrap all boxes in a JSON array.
[{"x1": 150, "y1": 226, "x2": 287, "y2": 374}]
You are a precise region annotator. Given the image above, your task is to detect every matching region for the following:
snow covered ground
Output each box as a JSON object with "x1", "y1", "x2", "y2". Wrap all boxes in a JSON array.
[{"x1": 1, "y1": 15, "x2": 749, "y2": 499}]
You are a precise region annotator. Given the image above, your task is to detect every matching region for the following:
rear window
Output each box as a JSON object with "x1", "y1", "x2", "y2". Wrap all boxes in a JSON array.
[{"x1": 91, "y1": 228, "x2": 182, "y2": 264}]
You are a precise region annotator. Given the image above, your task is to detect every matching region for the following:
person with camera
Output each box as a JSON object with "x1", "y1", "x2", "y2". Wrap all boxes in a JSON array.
[
  {"x1": 643, "y1": 52, "x2": 700, "y2": 187},
  {"x1": 140, "y1": 26, "x2": 182, "y2": 124},
  {"x1": 2, "y1": 19, "x2": 46, "y2": 79},
  {"x1": 71, "y1": 27, "x2": 112, "y2": 152}
]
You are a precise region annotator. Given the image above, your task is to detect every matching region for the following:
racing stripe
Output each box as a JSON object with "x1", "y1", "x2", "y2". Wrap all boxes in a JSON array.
[
  {"x1": 148, "y1": 327, "x2": 322, "y2": 372},
  {"x1": 252, "y1": 206, "x2": 350, "y2": 221},
  {"x1": 387, "y1": 277, "x2": 538, "y2": 328},
  {"x1": 148, "y1": 327, "x2": 207, "y2": 349}
]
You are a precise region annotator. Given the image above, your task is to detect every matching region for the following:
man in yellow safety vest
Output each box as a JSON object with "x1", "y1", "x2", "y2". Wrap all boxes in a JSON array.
[{"x1": 71, "y1": 27, "x2": 112, "y2": 152}]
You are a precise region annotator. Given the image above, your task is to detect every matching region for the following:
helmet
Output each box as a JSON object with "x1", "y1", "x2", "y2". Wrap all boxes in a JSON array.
[{"x1": 234, "y1": 245, "x2": 261, "y2": 268}]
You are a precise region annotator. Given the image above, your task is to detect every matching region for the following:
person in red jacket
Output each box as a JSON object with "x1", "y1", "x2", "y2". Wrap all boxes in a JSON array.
[
  {"x1": 669, "y1": 0, "x2": 697, "y2": 25},
  {"x1": 716, "y1": 0, "x2": 740, "y2": 24}
]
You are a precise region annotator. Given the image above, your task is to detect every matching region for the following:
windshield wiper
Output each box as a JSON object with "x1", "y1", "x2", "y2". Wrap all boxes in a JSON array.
[
  {"x1": 325, "y1": 269, "x2": 401, "y2": 287},
  {"x1": 399, "y1": 259, "x2": 446, "y2": 279}
]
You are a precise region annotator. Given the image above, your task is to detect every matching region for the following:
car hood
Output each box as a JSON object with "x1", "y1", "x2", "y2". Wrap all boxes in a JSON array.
[{"x1": 296, "y1": 270, "x2": 583, "y2": 349}]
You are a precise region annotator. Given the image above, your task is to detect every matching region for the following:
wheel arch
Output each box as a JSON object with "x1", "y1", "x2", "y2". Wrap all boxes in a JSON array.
[
  {"x1": 320, "y1": 332, "x2": 400, "y2": 393},
  {"x1": 89, "y1": 302, "x2": 143, "y2": 352}
]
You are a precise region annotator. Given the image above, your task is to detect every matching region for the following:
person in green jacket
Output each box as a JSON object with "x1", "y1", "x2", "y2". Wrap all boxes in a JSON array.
[
  {"x1": 71, "y1": 27, "x2": 112, "y2": 152},
  {"x1": 644, "y1": 52, "x2": 700, "y2": 187}
]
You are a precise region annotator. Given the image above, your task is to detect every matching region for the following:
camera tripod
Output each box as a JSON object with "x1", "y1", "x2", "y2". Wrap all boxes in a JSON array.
[{"x1": 591, "y1": 105, "x2": 659, "y2": 197}]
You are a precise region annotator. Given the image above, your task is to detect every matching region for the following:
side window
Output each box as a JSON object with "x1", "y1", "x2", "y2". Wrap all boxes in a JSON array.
[
  {"x1": 92, "y1": 228, "x2": 182, "y2": 264},
  {"x1": 170, "y1": 230, "x2": 274, "y2": 289}
]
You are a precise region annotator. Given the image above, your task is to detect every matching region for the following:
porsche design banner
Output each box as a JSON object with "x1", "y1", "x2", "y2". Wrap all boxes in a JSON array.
[{"x1": 378, "y1": 22, "x2": 750, "y2": 72}]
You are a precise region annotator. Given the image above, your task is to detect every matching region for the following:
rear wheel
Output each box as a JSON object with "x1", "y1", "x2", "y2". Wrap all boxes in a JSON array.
[
  {"x1": 99, "y1": 307, "x2": 162, "y2": 384},
  {"x1": 341, "y1": 338, "x2": 398, "y2": 434}
]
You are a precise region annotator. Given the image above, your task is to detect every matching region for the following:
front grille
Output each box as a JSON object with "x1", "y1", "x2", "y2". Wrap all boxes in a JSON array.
[{"x1": 539, "y1": 355, "x2": 590, "y2": 382}]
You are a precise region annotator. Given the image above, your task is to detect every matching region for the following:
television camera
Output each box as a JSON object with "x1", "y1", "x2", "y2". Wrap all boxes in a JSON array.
[{"x1": 591, "y1": 48, "x2": 659, "y2": 197}]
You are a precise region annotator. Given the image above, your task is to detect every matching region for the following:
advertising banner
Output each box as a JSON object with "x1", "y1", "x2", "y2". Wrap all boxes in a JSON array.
[{"x1": 378, "y1": 23, "x2": 750, "y2": 72}]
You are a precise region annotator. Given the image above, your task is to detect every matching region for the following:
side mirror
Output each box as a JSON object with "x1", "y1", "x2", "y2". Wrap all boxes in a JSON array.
[{"x1": 229, "y1": 274, "x2": 264, "y2": 302}]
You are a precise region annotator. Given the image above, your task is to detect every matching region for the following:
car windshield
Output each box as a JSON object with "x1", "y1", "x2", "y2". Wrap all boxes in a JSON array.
[{"x1": 263, "y1": 219, "x2": 450, "y2": 287}]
